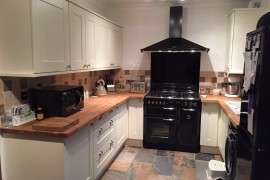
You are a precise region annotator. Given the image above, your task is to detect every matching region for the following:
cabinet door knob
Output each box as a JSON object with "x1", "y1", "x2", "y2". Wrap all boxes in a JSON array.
[
  {"x1": 87, "y1": 64, "x2": 90, "y2": 68},
  {"x1": 83, "y1": 65, "x2": 86, "y2": 68},
  {"x1": 66, "y1": 65, "x2": 71, "y2": 70},
  {"x1": 99, "y1": 151, "x2": 103, "y2": 157},
  {"x1": 110, "y1": 141, "x2": 114, "y2": 146},
  {"x1": 99, "y1": 128, "x2": 103, "y2": 134},
  {"x1": 110, "y1": 110, "x2": 113, "y2": 113},
  {"x1": 110, "y1": 120, "x2": 114, "y2": 125}
]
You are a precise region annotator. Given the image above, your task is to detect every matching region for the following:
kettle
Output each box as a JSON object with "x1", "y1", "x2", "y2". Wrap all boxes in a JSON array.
[{"x1": 94, "y1": 79, "x2": 107, "y2": 96}]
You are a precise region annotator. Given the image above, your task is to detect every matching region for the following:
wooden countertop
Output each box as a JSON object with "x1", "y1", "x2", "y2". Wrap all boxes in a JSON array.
[
  {"x1": 0, "y1": 92, "x2": 145, "y2": 138},
  {"x1": 0, "y1": 92, "x2": 241, "y2": 138},
  {"x1": 201, "y1": 95, "x2": 241, "y2": 127}
]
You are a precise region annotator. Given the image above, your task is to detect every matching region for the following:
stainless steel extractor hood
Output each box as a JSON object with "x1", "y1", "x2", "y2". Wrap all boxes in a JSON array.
[{"x1": 141, "y1": 6, "x2": 209, "y2": 53}]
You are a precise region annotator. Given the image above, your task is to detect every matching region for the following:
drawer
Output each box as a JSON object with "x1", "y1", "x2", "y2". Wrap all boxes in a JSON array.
[
  {"x1": 93, "y1": 136, "x2": 115, "y2": 179},
  {"x1": 93, "y1": 110, "x2": 115, "y2": 153}
]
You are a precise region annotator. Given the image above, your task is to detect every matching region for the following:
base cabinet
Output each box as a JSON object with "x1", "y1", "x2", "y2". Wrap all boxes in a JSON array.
[
  {"x1": 1, "y1": 124, "x2": 92, "y2": 180},
  {"x1": 0, "y1": 102, "x2": 129, "y2": 180},
  {"x1": 218, "y1": 109, "x2": 229, "y2": 160},
  {"x1": 200, "y1": 103, "x2": 219, "y2": 147},
  {"x1": 128, "y1": 99, "x2": 144, "y2": 140},
  {"x1": 115, "y1": 103, "x2": 128, "y2": 151}
]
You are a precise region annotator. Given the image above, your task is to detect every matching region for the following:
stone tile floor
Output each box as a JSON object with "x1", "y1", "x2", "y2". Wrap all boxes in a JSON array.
[{"x1": 101, "y1": 146, "x2": 223, "y2": 180}]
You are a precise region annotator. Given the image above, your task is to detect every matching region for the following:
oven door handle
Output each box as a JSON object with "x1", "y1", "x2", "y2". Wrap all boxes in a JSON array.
[
  {"x1": 162, "y1": 118, "x2": 175, "y2": 122},
  {"x1": 182, "y1": 108, "x2": 196, "y2": 111},
  {"x1": 162, "y1": 107, "x2": 175, "y2": 111}
]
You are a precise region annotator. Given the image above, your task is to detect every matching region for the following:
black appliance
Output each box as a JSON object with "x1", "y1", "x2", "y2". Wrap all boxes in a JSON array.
[
  {"x1": 143, "y1": 52, "x2": 202, "y2": 153},
  {"x1": 226, "y1": 13, "x2": 270, "y2": 180},
  {"x1": 225, "y1": 123, "x2": 238, "y2": 179},
  {"x1": 141, "y1": 6, "x2": 209, "y2": 53},
  {"x1": 29, "y1": 85, "x2": 84, "y2": 118}
]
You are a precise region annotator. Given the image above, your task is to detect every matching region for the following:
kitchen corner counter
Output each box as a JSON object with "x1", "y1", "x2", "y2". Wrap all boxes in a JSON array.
[
  {"x1": 0, "y1": 92, "x2": 146, "y2": 138},
  {"x1": 201, "y1": 95, "x2": 241, "y2": 127}
]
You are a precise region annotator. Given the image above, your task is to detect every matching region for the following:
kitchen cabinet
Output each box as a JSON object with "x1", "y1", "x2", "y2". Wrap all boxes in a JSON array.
[
  {"x1": 92, "y1": 109, "x2": 115, "y2": 179},
  {"x1": 115, "y1": 103, "x2": 128, "y2": 151},
  {"x1": 95, "y1": 16, "x2": 111, "y2": 69},
  {"x1": 95, "y1": 16, "x2": 122, "y2": 69},
  {"x1": 200, "y1": 103, "x2": 219, "y2": 147},
  {"x1": 128, "y1": 99, "x2": 144, "y2": 140},
  {"x1": 225, "y1": 8, "x2": 269, "y2": 74},
  {"x1": 110, "y1": 24, "x2": 123, "y2": 67},
  {"x1": 0, "y1": 0, "x2": 70, "y2": 76},
  {"x1": 0, "y1": 0, "x2": 122, "y2": 76},
  {"x1": 0, "y1": 124, "x2": 92, "y2": 180},
  {"x1": 69, "y1": 3, "x2": 95, "y2": 70},
  {"x1": 218, "y1": 108, "x2": 229, "y2": 160}
]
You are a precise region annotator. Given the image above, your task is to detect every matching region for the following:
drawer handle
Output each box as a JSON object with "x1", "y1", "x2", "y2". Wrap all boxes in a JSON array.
[
  {"x1": 99, "y1": 151, "x2": 103, "y2": 157},
  {"x1": 110, "y1": 140, "x2": 114, "y2": 146},
  {"x1": 110, "y1": 120, "x2": 114, "y2": 125},
  {"x1": 99, "y1": 128, "x2": 103, "y2": 134}
]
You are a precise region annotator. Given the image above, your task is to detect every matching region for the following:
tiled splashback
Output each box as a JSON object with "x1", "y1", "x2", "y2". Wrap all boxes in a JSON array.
[
  {"x1": 113, "y1": 70, "x2": 230, "y2": 91},
  {"x1": 0, "y1": 70, "x2": 111, "y2": 115},
  {"x1": 0, "y1": 69, "x2": 237, "y2": 115}
]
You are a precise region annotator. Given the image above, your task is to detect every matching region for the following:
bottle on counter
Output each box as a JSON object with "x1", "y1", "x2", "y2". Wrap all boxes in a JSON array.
[{"x1": 36, "y1": 107, "x2": 44, "y2": 120}]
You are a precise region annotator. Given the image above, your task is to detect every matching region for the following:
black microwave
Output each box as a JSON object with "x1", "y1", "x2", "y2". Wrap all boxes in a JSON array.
[{"x1": 29, "y1": 85, "x2": 84, "y2": 118}]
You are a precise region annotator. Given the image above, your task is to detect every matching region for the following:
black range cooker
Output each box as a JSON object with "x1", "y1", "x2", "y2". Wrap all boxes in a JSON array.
[
  {"x1": 143, "y1": 52, "x2": 202, "y2": 153},
  {"x1": 143, "y1": 84, "x2": 201, "y2": 153}
]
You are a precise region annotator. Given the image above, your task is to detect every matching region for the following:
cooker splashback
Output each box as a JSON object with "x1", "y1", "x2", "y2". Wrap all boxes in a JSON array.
[{"x1": 151, "y1": 52, "x2": 201, "y2": 88}]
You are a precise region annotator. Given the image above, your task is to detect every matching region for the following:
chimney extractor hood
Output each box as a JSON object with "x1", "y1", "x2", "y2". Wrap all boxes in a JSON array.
[{"x1": 141, "y1": 6, "x2": 209, "y2": 53}]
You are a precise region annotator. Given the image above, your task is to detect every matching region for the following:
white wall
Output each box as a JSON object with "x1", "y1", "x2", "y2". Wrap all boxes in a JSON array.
[{"x1": 106, "y1": 1, "x2": 248, "y2": 71}]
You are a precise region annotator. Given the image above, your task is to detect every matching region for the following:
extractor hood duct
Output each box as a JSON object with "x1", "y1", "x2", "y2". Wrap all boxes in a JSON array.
[{"x1": 141, "y1": 6, "x2": 209, "y2": 53}]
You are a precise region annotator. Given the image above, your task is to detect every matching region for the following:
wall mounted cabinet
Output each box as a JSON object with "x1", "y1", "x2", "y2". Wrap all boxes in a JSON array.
[
  {"x1": 0, "y1": 0, "x2": 70, "y2": 76},
  {"x1": 225, "y1": 8, "x2": 269, "y2": 74},
  {"x1": 0, "y1": 0, "x2": 122, "y2": 77}
]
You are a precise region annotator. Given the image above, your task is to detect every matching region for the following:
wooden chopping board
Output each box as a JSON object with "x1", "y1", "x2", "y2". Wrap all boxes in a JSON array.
[{"x1": 32, "y1": 117, "x2": 79, "y2": 132}]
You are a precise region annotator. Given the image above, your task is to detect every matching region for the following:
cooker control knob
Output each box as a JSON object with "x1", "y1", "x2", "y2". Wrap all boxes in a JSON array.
[
  {"x1": 163, "y1": 101, "x2": 166, "y2": 105},
  {"x1": 189, "y1": 102, "x2": 193, "y2": 107},
  {"x1": 184, "y1": 102, "x2": 188, "y2": 106},
  {"x1": 193, "y1": 102, "x2": 197, "y2": 107}
]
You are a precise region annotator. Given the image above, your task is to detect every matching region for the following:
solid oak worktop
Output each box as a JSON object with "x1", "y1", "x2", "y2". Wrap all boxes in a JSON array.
[
  {"x1": 0, "y1": 93, "x2": 241, "y2": 138},
  {"x1": 0, "y1": 92, "x2": 145, "y2": 138},
  {"x1": 201, "y1": 95, "x2": 241, "y2": 127}
]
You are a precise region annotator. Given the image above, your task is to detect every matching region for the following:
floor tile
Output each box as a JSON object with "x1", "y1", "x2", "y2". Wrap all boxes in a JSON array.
[
  {"x1": 108, "y1": 158, "x2": 134, "y2": 172},
  {"x1": 100, "y1": 169, "x2": 126, "y2": 180},
  {"x1": 153, "y1": 156, "x2": 174, "y2": 176},
  {"x1": 157, "y1": 150, "x2": 176, "y2": 157},
  {"x1": 101, "y1": 146, "x2": 221, "y2": 180},
  {"x1": 195, "y1": 160, "x2": 209, "y2": 180},
  {"x1": 173, "y1": 166, "x2": 196, "y2": 180},
  {"x1": 174, "y1": 156, "x2": 195, "y2": 168},
  {"x1": 215, "y1": 154, "x2": 223, "y2": 162},
  {"x1": 134, "y1": 148, "x2": 157, "y2": 163},
  {"x1": 132, "y1": 162, "x2": 158, "y2": 179},
  {"x1": 195, "y1": 153, "x2": 215, "y2": 161}
]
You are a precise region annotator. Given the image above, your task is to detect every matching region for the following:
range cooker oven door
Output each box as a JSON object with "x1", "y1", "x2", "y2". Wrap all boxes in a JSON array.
[
  {"x1": 144, "y1": 106, "x2": 177, "y2": 144},
  {"x1": 144, "y1": 116, "x2": 177, "y2": 144}
]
